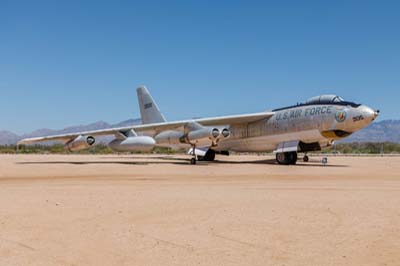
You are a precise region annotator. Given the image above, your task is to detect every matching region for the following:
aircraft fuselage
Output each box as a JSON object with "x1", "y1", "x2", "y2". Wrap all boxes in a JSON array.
[{"x1": 210, "y1": 103, "x2": 377, "y2": 152}]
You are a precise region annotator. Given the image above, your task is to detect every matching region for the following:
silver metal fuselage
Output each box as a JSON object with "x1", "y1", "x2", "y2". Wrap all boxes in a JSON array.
[
  {"x1": 153, "y1": 103, "x2": 377, "y2": 153},
  {"x1": 218, "y1": 104, "x2": 376, "y2": 152}
]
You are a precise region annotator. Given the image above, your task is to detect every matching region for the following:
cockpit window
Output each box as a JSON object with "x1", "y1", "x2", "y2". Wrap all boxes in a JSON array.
[
  {"x1": 305, "y1": 95, "x2": 345, "y2": 104},
  {"x1": 272, "y1": 94, "x2": 361, "y2": 112},
  {"x1": 332, "y1": 96, "x2": 344, "y2": 103}
]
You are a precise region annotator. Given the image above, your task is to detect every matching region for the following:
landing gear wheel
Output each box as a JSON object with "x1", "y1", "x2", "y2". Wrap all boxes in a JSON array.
[
  {"x1": 276, "y1": 153, "x2": 287, "y2": 165},
  {"x1": 276, "y1": 152, "x2": 298, "y2": 165},
  {"x1": 290, "y1": 152, "x2": 298, "y2": 165},
  {"x1": 197, "y1": 149, "x2": 216, "y2": 162},
  {"x1": 204, "y1": 149, "x2": 216, "y2": 161},
  {"x1": 190, "y1": 145, "x2": 198, "y2": 165},
  {"x1": 303, "y1": 155, "x2": 309, "y2": 162}
]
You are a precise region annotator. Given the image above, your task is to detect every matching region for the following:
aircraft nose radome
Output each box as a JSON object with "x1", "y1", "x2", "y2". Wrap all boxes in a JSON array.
[
  {"x1": 374, "y1": 109, "x2": 380, "y2": 119},
  {"x1": 360, "y1": 105, "x2": 378, "y2": 122}
]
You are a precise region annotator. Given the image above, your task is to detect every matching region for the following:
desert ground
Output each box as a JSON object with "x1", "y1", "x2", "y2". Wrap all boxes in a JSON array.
[{"x1": 0, "y1": 154, "x2": 399, "y2": 266}]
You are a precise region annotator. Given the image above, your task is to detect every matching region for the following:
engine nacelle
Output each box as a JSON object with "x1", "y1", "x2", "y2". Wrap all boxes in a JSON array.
[
  {"x1": 65, "y1": 135, "x2": 96, "y2": 151},
  {"x1": 154, "y1": 130, "x2": 184, "y2": 145},
  {"x1": 155, "y1": 128, "x2": 220, "y2": 146},
  {"x1": 186, "y1": 127, "x2": 220, "y2": 144},
  {"x1": 108, "y1": 136, "x2": 156, "y2": 152}
]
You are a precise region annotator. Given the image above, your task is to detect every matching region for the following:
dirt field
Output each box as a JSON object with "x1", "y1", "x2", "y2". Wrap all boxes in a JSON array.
[{"x1": 0, "y1": 154, "x2": 399, "y2": 266}]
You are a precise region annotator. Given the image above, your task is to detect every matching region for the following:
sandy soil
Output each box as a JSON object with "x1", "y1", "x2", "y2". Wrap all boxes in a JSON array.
[{"x1": 0, "y1": 154, "x2": 399, "y2": 266}]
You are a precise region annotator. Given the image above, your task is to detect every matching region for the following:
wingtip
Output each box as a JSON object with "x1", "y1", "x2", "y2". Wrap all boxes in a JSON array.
[
  {"x1": 16, "y1": 140, "x2": 26, "y2": 146},
  {"x1": 16, "y1": 138, "x2": 38, "y2": 146}
]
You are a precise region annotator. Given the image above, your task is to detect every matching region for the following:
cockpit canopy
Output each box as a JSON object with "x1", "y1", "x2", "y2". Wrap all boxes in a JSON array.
[
  {"x1": 273, "y1": 94, "x2": 361, "y2": 112},
  {"x1": 304, "y1": 94, "x2": 361, "y2": 108},
  {"x1": 272, "y1": 94, "x2": 361, "y2": 112},
  {"x1": 305, "y1": 95, "x2": 345, "y2": 104}
]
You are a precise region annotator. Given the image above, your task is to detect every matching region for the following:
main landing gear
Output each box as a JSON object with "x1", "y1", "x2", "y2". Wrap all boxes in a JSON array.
[
  {"x1": 190, "y1": 148, "x2": 216, "y2": 165},
  {"x1": 276, "y1": 152, "x2": 298, "y2": 165},
  {"x1": 198, "y1": 149, "x2": 216, "y2": 162},
  {"x1": 303, "y1": 154, "x2": 309, "y2": 162}
]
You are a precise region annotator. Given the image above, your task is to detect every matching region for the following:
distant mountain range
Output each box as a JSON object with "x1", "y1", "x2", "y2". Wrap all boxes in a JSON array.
[
  {"x1": 342, "y1": 120, "x2": 400, "y2": 143},
  {"x1": 0, "y1": 119, "x2": 399, "y2": 145},
  {"x1": 0, "y1": 119, "x2": 141, "y2": 145}
]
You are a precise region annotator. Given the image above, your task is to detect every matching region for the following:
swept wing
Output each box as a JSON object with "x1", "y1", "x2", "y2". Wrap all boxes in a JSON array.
[{"x1": 18, "y1": 112, "x2": 274, "y2": 145}]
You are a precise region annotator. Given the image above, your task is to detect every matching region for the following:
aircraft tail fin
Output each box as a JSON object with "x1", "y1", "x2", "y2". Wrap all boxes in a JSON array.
[{"x1": 136, "y1": 86, "x2": 167, "y2": 124}]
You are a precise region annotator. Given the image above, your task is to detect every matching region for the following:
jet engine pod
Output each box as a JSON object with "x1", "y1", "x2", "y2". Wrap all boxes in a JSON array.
[
  {"x1": 154, "y1": 130, "x2": 184, "y2": 145},
  {"x1": 187, "y1": 128, "x2": 220, "y2": 143},
  {"x1": 65, "y1": 135, "x2": 96, "y2": 151},
  {"x1": 155, "y1": 127, "x2": 221, "y2": 147},
  {"x1": 108, "y1": 136, "x2": 156, "y2": 152}
]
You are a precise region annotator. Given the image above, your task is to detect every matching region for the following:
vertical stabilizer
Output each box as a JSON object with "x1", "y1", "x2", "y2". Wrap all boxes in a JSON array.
[{"x1": 136, "y1": 86, "x2": 167, "y2": 124}]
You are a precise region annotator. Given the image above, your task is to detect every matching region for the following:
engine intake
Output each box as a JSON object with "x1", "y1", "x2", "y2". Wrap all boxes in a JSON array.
[{"x1": 221, "y1": 128, "x2": 231, "y2": 139}]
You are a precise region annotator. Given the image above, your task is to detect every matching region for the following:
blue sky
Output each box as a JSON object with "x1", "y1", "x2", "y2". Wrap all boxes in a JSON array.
[{"x1": 1, "y1": 0, "x2": 399, "y2": 134}]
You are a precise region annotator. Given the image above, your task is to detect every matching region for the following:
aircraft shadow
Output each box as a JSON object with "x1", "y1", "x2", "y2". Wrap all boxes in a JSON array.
[
  {"x1": 214, "y1": 159, "x2": 346, "y2": 167},
  {"x1": 17, "y1": 160, "x2": 191, "y2": 166},
  {"x1": 17, "y1": 156, "x2": 347, "y2": 167}
]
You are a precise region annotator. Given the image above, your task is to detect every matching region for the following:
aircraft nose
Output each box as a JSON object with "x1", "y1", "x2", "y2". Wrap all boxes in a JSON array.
[
  {"x1": 374, "y1": 109, "x2": 380, "y2": 119},
  {"x1": 360, "y1": 105, "x2": 379, "y2": 122}
]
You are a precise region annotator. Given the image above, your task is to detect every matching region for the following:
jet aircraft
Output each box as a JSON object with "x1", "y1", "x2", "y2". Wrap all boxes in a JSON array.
[{"x1": 18, "y1": 86, "x2": 379, "y2": 165}]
